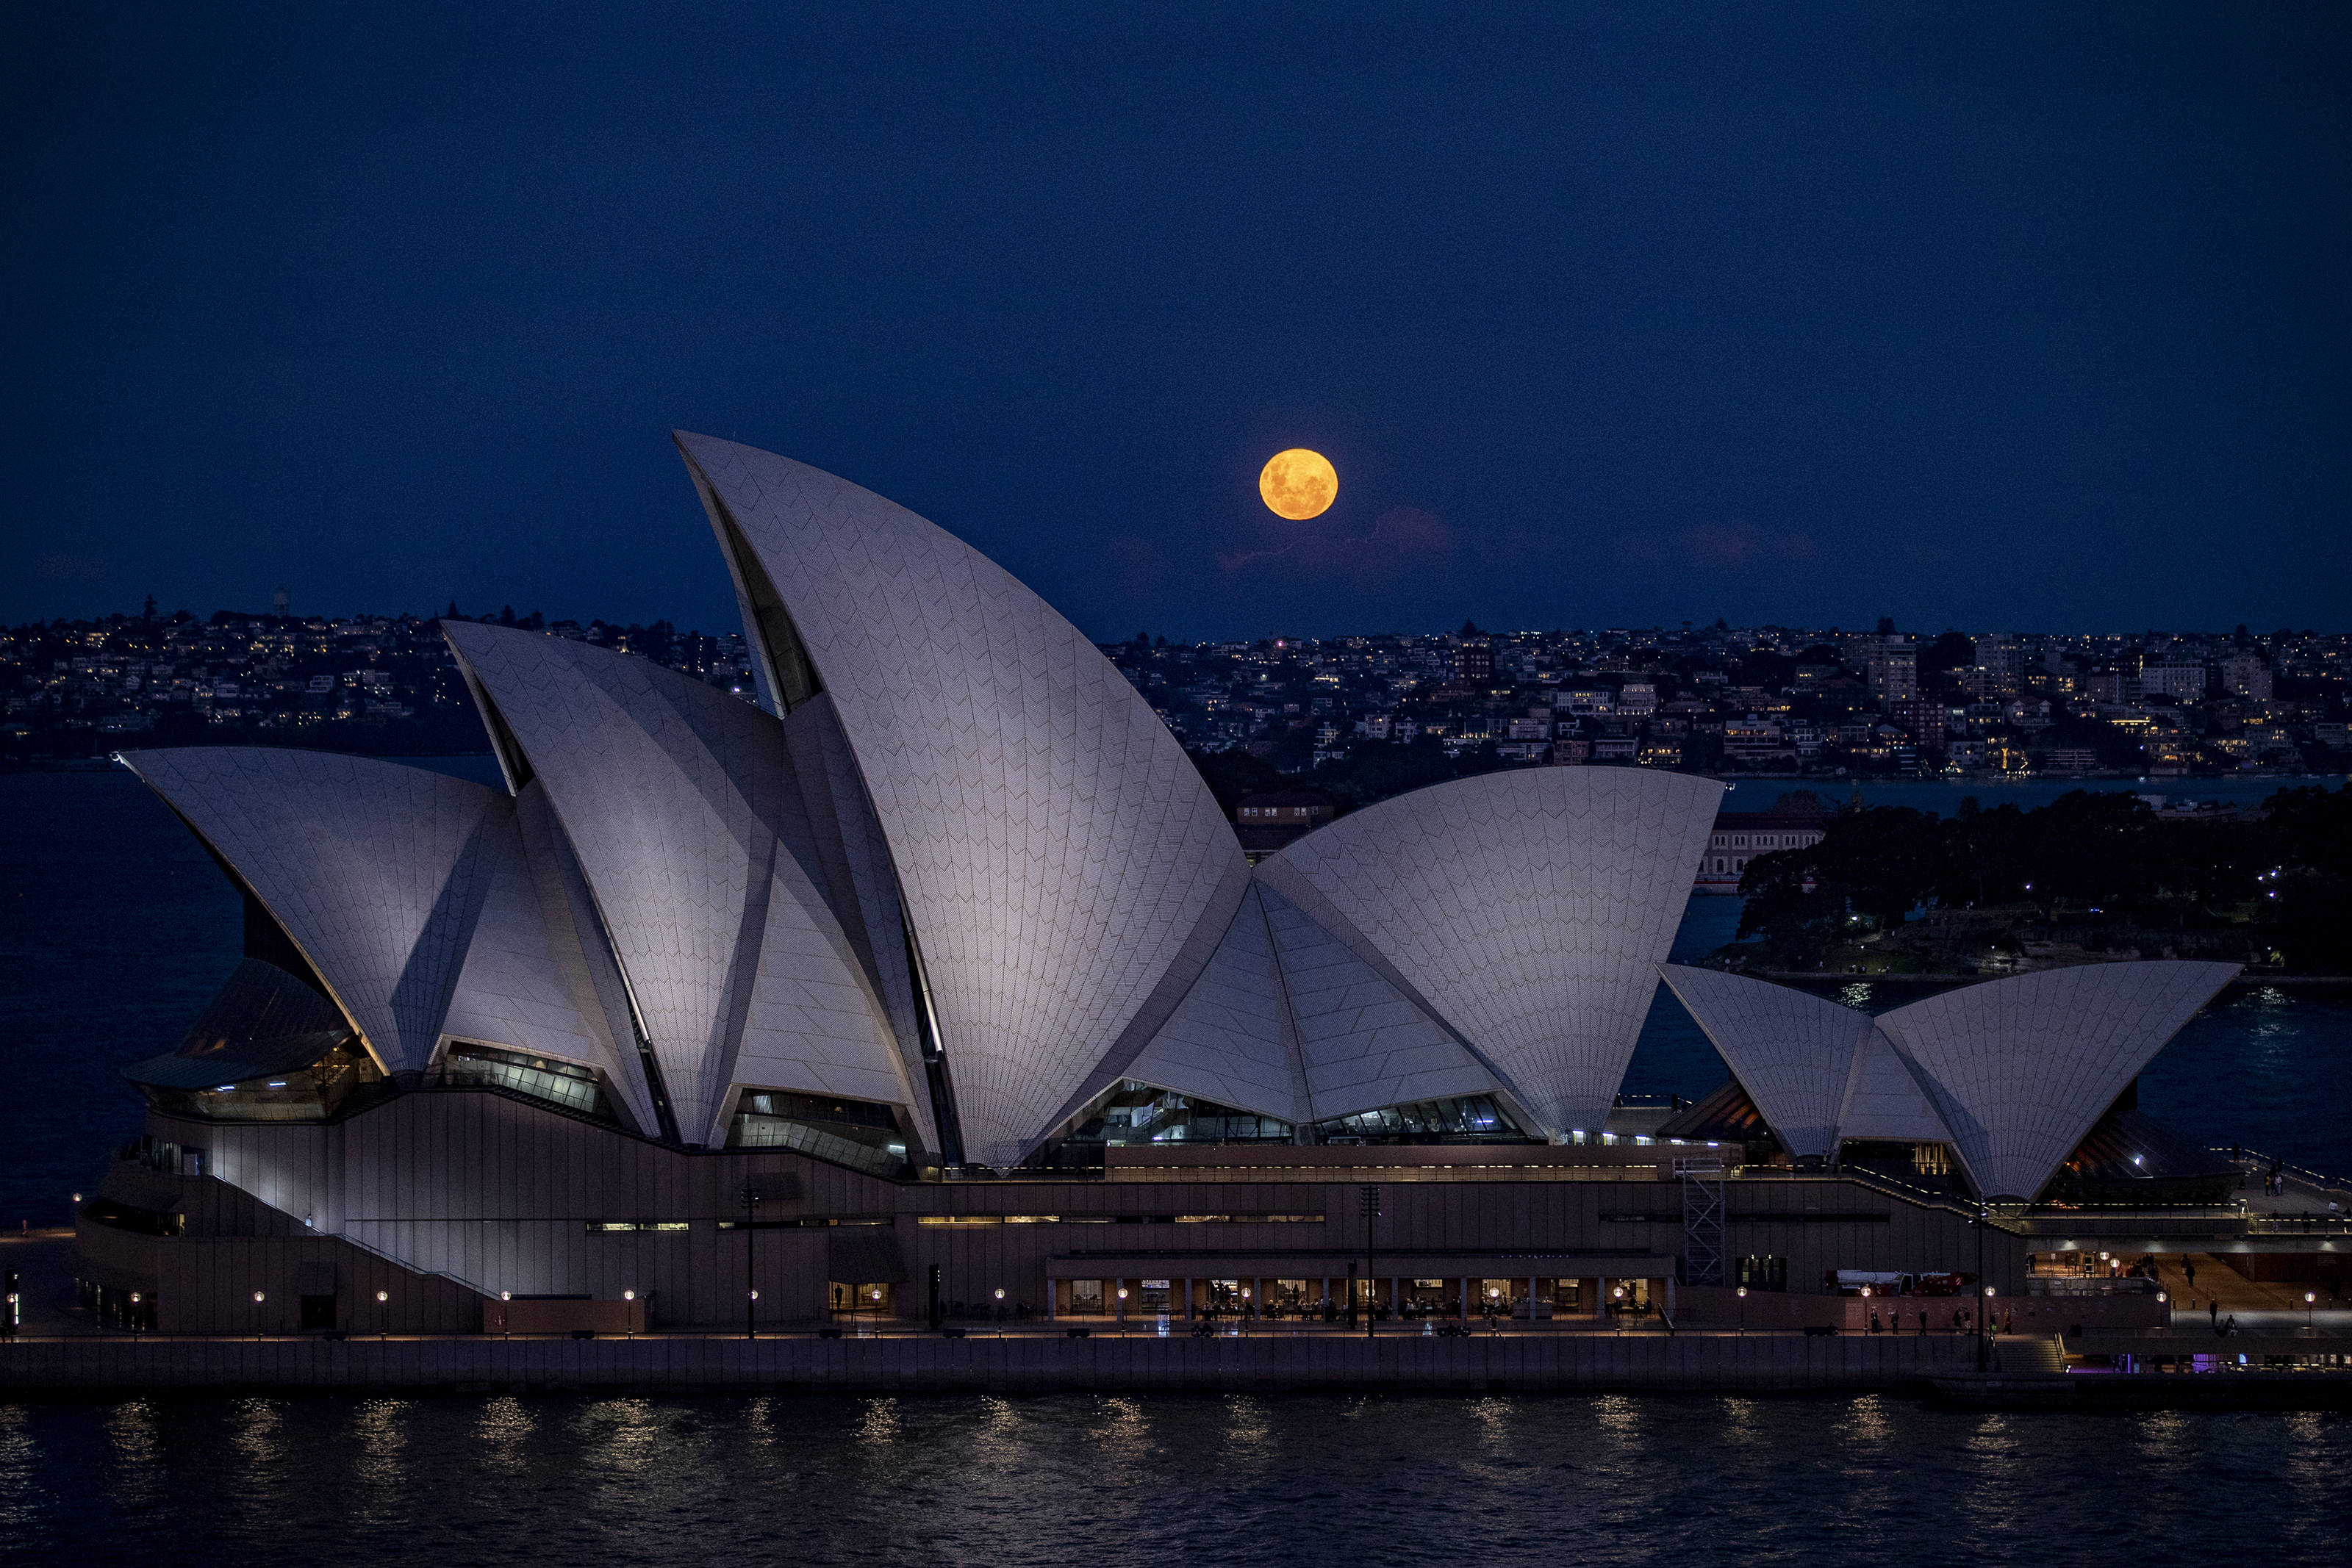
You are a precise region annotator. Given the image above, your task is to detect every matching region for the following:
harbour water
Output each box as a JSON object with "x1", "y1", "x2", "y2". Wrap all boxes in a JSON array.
[
  {"x1": 1719, "y1": 772, "x2": 2348, "y2": 818},
  {"x1": 1, "y1": 1388, "x2": 2346, "y2": 1566}
]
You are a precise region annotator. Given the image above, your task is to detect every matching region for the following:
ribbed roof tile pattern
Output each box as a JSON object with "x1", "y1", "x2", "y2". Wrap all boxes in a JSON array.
[
  {"x1": 444, "y1": 622, "x2": 914, "y2": 1146},
  {"x1": 675, "y1": 433, "x2": 1250, "y2": 1165},
  {"x1": 1657, "y1": 965, "x2": 1874, "y2": 1160},
  {"x1": 1260, "y1": 882, "x2": 1496, "y2": 1121},
  {"x1": 440, "y1": 803, "x2": 659, "y2": 1131},
  {"x1": 1259, "y1": 768, "x2": 1721, "y2": 1134},
  {"x1": 122, "y1": 749, "x2": 499, "y2": 1074},
  {"x1": 1835, "y1": 1026, "x2": 1951, "y2": 1145},
  {"x1": 1121, "y1": 885, "x2": 1302, "y2": 1121},
  {"x1": 1873, "y1": 961, "x2": 2238, "y2": 1199}
]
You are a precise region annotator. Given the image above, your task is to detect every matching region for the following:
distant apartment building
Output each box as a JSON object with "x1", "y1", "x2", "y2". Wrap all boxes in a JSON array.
[
  {"x1": 1232, "y1": 789, "x2": 1334, "y2": 860},
  {"x1": 1560, "y1": 687, "x2": 1613, "y2": 716},
  {"x1": 2217, "y1": 651, "x2": 2273, "y2": 702},
  {"x1": 1694, "y1": 809, "x2": 1827, "y2": 893},
  {"x1": 2137, "y1": 658, "x2": 2207, "y2": 702},
  {"x1": 1965, "y1": 632, "x2": 2021, "y2": 699},
  {"x1": 1887, "y1": 697, "x2": 1949, "y2": 744},
  {"x1": 2036, "y1": 745, "x2": 2099, "y2": 775},
  {"x1": 1865, "y1": 637, "x2": 1916, "y2": 704},
  {"x1": 1454, "y1": 637, "x2": 1494, "y2": 686},
  {"x1": 1722, "y1": 716, "x2": 1788, "y2": 765},
  {"x1": 1616, "y1": 683, "x2": 1658, "y2": 714}
]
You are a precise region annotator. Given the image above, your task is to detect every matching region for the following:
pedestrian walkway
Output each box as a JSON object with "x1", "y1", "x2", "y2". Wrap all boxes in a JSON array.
[
  {"x1": 0, "y1": 1232, "x2": 100, "y2": 1337},
  {"x1": 2147, "y1": 1251, "x2": 2346, "y2": 1327}
]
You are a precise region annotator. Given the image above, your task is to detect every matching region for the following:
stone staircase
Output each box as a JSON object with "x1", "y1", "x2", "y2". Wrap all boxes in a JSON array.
[{"x1": 1999, "y1": 1334, "x2": 2066, "y2": 1373}]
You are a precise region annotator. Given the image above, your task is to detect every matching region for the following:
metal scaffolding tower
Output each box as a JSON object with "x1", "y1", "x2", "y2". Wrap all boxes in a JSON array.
[{"x1": 1677, "y1": 1157, "x2": 1727, "y2": 1287}]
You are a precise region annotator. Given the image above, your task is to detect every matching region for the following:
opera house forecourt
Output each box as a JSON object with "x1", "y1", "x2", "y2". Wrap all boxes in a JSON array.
[{"x1": 50, "y1": 435, "x2": 2345, "y2": 1395}]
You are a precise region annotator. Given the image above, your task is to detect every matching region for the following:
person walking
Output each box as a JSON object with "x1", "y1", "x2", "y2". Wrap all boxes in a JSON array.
[
  {"x1": 2208, "y1": 1298, "x2": 2219, "y2": 1329},
  {"x1": 2183, "y1": 1256, "x2": 2196, "y2": 1291}
]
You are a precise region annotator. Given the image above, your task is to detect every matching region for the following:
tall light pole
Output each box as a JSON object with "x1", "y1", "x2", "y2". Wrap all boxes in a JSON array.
[
  {"x1": 1975, "y1": 1195, "x2": 1988, "y2": 1373},
  {"x1": 1360, "y1": 1184, "x2": 1382, "y2": 1339},
  {"x1": 740, "y1": 1180, "x2": 764, "y2": 1340}
]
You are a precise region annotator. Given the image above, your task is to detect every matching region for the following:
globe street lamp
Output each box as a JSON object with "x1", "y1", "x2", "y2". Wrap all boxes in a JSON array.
[
  {"x1": 2308, "y1": 1291, "x2": 2318, "y2": 1328},
  {"x1": 739, "y1": 1181, "x2": 765, "y2": 1340},
  {"x1": 1737, "y1": 1285, "x2": 1747, "y2": 1337},
  {"x1": 1116, "y1": 1286, "x2": 1128, "y2": 1337}
]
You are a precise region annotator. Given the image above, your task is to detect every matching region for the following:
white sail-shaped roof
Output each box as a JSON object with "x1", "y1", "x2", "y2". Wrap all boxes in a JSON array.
[
  {"x1": 438, "y1": 798, "x2": 659, "y2": 1132},
  {"x1": 1872, "y1": 961, "x2": 2239, "y2": 1199},
  {"x1": 1835, "y1": 1026, "x2": 1951, "y2": 1145},
  {"x1": 1121, "y1": 885, "x2": 1303, "y2": 1122},
  {"x1": 774, "y1": 694, "x2": 941, "y2": 1154},
  {"x1": 1259, "y1": 882, "x2": 1497, "y2": 1121},
  {"x1": 1256, "y1": 767, "x2": 1721, "y2": 1135},
  {"x1": 121, "y1": 748, "x2": 500, "y2": 1074},
  {"x1": 675, "y1": 433, "x2": 1251, "y2": 1165},
  {"x1": 1657, "y1": 965, "x2": 1874, "y2": 1160},
  {"x1": 443, "y1": 621, "x2": 921, "y2": 1148}
]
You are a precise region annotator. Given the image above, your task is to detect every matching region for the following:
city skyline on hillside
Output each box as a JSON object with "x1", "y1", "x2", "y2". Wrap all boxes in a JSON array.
[{"x1": 10, "y1": 598, "x2": 2348, "y2": 782}]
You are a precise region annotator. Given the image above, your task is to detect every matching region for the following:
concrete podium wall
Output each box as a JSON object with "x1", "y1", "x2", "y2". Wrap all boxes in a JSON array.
[{"x1": 1, "y1": 1329, "x2": 1996, "y2": 1395}]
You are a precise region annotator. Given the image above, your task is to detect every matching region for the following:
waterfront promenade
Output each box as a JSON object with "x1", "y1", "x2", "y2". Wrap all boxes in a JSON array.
[{"x1": 0, "y1": 1322, "x2": 2021, "y2": 1395}]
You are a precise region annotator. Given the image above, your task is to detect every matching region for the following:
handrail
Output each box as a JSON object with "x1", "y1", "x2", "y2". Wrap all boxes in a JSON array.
[{"x1": 2215, "y1": 1145, "x2": 2351, "y2": 1201}]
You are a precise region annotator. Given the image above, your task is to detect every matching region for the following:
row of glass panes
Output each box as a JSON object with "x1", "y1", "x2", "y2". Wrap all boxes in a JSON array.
[
  {"x1": 916, "y1": 1213, "x2": 1324, "y2": 1226},
  {"x1": 443, "y1": 1049, "x2": 601, "y2": 1114},
  {"x1": 731, "y1": 1114, "x2": 905, "y2": 1176}
]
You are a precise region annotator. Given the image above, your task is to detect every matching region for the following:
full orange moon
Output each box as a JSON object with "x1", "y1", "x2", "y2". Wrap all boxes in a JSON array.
[{"x1": 1258, "y1": 448, "x2": 1338, "y2": 519}]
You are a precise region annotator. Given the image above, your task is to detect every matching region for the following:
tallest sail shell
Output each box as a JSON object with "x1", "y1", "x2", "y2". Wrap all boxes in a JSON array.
[{"x1": 675, "y1": 434, "x2": 1250, "y2": 1165}]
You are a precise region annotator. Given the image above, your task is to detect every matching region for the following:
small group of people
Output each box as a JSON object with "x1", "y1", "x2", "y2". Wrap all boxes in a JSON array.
[
  {"x1": 2242, "y1": 1152, "x2": 2291, "y2": 1198},
  {"x1": 1868, "y1": 1304, "x2": 2012, "y2": 1337}
]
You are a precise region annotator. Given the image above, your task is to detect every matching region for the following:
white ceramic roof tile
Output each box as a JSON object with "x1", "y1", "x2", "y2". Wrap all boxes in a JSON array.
[
  {"x1": 1122, "y1": 885, "x2": 1305, "y2": 1121},
  {"x1": 1657, "y1": 965, "x2": 1874, "y2": 1159},
  {"x1": 676, "y1": 434, "x2": 1250, "y2": 1165},
  {"x1": 444, "y1": 622, "x2": 918, "y2": 1147},
  {"x1": 1258, "y1": 880, "x2": 1496, "y2": 1121},
  {"x1": 1835, "y1": 1024, "x2": 1953, "y2": 1146},
  {"x1": 775, "y1": 694, "x2": 940, "y2": 1154},
  {"x1": 1258, "y1": 767, "x2": 1722, "y2": 1134},
  {"x1": 122, "y1": 748, "x2": 500, "y2": 1074},
  {"x1": 1873, "y1": 961, "x2": 2240, "y2": 1198},
  {"x1": 439, "y1": 798, "x2": 659, "y2": 1130}
]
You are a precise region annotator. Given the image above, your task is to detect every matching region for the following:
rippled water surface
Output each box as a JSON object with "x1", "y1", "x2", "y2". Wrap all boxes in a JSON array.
[{"x1": 2, "y1": 1392, "x2": 2345, "y2": 1566}]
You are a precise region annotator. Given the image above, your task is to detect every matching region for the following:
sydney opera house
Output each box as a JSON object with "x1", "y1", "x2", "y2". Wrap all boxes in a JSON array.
[{"x1": 75, "y1": 436, "x2": 2262, "y2": 1337}]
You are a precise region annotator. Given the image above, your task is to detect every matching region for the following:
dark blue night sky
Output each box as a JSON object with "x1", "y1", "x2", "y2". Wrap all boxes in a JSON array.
[{"x1": 6, "y1": 3, "x2": 2347, "y2": 639}]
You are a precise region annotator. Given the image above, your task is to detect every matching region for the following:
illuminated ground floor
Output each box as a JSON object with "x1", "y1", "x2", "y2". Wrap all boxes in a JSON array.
[{"x1": 52, "y1": 1085, "x2": 2345, "y2": 1343}]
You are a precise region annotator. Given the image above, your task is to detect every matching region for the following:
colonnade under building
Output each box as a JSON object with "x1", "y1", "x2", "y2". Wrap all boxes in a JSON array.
[{"x1": 1039, "y1": 1272, "x2": 1676, "y2": 1324}]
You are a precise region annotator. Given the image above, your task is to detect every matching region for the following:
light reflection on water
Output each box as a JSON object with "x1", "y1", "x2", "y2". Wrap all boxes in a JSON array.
[{"x1": 3, "y1": 1392, "x2": 2347, "y2": 1565}]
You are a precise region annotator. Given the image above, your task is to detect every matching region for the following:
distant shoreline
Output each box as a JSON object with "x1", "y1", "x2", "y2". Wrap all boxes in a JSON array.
[{"x1": 1757, "y1": 971, "x2": 2352, "y2": 991}]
